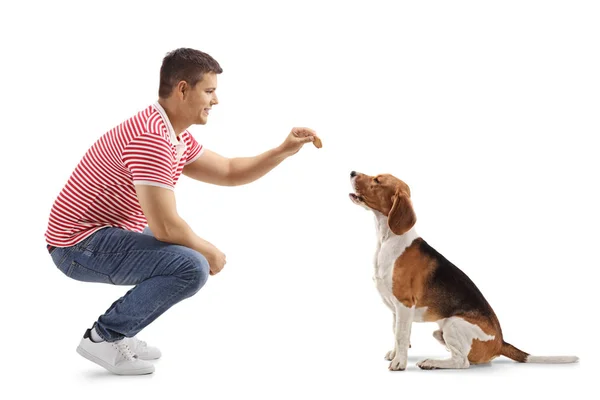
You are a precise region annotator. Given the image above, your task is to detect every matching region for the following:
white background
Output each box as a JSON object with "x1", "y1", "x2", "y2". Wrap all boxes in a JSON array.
[{"x1": 1, "y1": 0, "x2": 598, "y2": 398}]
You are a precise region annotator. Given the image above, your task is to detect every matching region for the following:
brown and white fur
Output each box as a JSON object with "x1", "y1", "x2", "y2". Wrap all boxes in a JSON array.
[{"x1": 349, "y1": 171, "x2": 579, "y2": 370}]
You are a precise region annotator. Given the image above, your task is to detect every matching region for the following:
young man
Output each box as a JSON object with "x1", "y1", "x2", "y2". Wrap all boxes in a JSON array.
[{"x1": 45, "y1": 48, "x2": 319, "y2": 375}]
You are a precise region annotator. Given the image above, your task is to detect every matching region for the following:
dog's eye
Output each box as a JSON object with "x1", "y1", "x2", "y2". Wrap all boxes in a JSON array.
[{"x1": 374, "y1": 177, "x2": 380, "y2": 184}]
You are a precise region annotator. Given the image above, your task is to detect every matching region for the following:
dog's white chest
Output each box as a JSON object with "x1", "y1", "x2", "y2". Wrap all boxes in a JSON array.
[
  {"x1": 374, "y1": 241, "x2": 397, "y2": 294},
  {"x1": 373, "y1": 232, "x2": 428, "y2": 322},
  {"x1": 372, "y1": 217, "x2": 419, "y2": 301}
]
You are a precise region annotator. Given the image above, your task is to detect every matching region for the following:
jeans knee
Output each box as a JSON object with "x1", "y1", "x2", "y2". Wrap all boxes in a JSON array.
[{"x1": 178, "y1": 252, "x2": 209, "y2": 296}]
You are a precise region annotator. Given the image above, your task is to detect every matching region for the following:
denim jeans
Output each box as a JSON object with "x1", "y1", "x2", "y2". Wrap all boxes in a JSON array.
[{"x1": 49, "y1": 227, "x2": 210, "y2": 342}]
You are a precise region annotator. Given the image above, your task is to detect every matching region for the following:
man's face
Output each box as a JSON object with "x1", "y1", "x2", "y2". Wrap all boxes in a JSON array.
[{"x1": 184, "y1": 72, "x2": 218, "y2": 125}]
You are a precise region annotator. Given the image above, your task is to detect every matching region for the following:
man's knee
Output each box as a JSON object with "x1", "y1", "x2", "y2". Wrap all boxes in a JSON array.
[{"x1": 177, "y1": 251, "x2": 210, "y2": 296}]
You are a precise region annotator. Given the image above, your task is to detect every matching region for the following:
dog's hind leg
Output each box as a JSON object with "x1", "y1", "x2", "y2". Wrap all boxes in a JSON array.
[
  {"x1": 418, "y1": 317, "x2": 494, "y2": 370},
  {"x1": 432, "y1": 330, "x2": 449, "y2": 351}
]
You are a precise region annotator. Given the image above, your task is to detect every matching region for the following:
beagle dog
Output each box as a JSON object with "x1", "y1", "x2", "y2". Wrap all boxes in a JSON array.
[{"x1": 349, "y1": 171, "x2": 579, "y2": 370}]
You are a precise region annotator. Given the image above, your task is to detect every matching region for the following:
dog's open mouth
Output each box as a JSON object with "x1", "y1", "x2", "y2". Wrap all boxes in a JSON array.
[
  {"x1": 349, "y1": 192, "x2": 364, "y2": 203},
  {"x1": 350, "y1": 175, "x2": 366, "y2": 206}
]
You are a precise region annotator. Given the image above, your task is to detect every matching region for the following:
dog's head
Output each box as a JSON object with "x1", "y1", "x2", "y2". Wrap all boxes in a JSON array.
[{"x1": 349, "y1": 171, "x2": 416, "y2": 235}]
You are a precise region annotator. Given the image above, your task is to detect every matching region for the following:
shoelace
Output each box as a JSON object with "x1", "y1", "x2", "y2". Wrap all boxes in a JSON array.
[{"x1": 113, "y1": 341, "x2": 137, "y2": 361}]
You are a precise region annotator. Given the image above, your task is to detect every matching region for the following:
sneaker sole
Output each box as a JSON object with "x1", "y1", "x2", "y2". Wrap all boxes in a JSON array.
[{"x1": 76, "y1": 346, "x2": 155, "y2": 375}]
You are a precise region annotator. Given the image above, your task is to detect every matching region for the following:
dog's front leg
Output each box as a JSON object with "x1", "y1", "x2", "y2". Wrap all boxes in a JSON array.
[
  {"x1": 385, "y1": 311, "x2": 397, "y2": 360},
  {"x1": 389, "y1": 301, "x2": 415, "y2": 371}
]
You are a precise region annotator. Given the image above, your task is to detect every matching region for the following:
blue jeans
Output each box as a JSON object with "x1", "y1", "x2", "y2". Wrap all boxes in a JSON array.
[{"x1": 49, "y1": 227, "x2": 210, "y2": 342}]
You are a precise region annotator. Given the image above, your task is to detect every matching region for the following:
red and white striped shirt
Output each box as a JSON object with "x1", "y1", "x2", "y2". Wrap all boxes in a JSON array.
[{"x1": 45, "y1": 103, "x2": 204, "y2": 247}]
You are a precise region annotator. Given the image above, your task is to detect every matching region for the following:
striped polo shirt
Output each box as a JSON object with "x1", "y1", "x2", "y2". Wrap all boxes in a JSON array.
[{"x1": 45, "y1": 103, "x2": 204, "y2": 247}]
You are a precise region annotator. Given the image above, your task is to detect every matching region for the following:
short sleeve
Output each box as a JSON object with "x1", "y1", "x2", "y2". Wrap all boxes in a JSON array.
[
  {"x1": 122, "y1": 133, "x2": 175, "y2": 190},
  {"x1": 182, "y1": 131, "x2": 204, "y2": 165}
]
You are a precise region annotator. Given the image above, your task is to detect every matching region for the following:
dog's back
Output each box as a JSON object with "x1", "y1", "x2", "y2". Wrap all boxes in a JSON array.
[{"x1": 418, "y1": 239, "x2": 499, "y2": 323}]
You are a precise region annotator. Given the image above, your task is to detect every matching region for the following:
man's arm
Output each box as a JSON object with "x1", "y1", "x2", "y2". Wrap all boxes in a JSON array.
[
  {"x1": 182, "y1": 149, "x2": 234, "y2": 186},
  {"x1": 183, "y1": 127, "x2": 318, "y2": 186},
  {"x1": 183, "y1": 147, "x2": 288, "y2": 186},
  {"x1": 135, "y1": 184, "x2": 226, "y2": 275}
]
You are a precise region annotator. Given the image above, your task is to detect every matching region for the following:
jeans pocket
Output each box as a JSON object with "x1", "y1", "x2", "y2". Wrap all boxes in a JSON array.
[{"x1": 64, "y1": 260, "x2": 113, "y2": 284}]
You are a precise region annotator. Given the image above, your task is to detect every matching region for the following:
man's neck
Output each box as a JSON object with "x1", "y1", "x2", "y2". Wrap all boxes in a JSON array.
[{"x1": 157, "y1": 98, "x2": 189, "y2": 136}]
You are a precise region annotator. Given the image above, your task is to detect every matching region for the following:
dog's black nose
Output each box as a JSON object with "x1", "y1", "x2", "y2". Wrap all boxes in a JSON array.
[{"x1": 350, "y1": 171, "x2": 357, "y2": 177}]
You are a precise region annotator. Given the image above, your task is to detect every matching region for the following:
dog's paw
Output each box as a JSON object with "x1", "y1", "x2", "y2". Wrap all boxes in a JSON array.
[
  {"x1": 385, "y1": 349, "x2": 396, "y2": 361},
  {"x1": 417, "y1": 359, "x2": 439, "y2": 370},
  {"x1": 389, "y1": 356, "x2": 407, "y2": 371}
]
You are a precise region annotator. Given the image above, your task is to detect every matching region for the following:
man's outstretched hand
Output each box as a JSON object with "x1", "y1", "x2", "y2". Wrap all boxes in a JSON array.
[{"x1": 279, "y1": 127, "x2": 322, "y2": 156}]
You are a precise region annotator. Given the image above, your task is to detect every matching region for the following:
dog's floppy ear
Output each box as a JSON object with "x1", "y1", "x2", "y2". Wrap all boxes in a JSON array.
[{"x1": 388, "y1": 189, "x2": 416, "y2": 235}]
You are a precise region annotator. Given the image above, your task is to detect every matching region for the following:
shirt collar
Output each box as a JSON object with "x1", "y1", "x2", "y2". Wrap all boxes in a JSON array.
[{"x1": 153, "y1": 102, "x2": 181, "y2": 146}]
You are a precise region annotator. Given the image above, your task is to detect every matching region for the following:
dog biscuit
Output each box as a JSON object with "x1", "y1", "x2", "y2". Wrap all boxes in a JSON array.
[{"x1": 313, "y1": 136, "x2": 322, "y2": 148}]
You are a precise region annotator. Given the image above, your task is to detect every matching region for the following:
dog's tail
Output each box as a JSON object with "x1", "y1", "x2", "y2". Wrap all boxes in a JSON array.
[{"x1": 500, "y1": 341, "x2": 579, "y2": 364}]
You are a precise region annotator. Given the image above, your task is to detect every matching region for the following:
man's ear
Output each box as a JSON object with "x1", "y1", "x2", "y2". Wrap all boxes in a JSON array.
[
  {"x1": 177, "y1": 80, "x2": 189, "y2": 99},
  {"x1": 388, "y1": 189, "x2": 416, "y2": 235}
]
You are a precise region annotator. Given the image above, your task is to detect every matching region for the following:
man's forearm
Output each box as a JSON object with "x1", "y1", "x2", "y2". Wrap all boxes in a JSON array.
[
  {"x1": 154, "y1": 217, "x2": 215, "y2": 256},
  {"x1": 228, "y1": 145, "x2": 289, "y2": 186}
]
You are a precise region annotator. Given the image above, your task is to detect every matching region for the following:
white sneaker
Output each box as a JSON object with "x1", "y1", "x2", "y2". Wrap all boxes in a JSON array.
[
  {"x1": 76, "y1": 329, "x2": 155, "y2": 375},
  {"x1": 124, "y1": 336, "x2": 162, "y2": 360}
]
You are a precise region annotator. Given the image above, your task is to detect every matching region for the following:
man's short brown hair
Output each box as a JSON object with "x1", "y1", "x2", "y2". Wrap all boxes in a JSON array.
[{"x1": 158, "y1": 48, "x2": 223, "y2": 98}]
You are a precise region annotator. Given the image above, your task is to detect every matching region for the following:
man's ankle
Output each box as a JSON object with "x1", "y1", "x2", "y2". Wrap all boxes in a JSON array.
[{"x1": 90, "y1": 326, "x2": 104, "y2": 343}]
